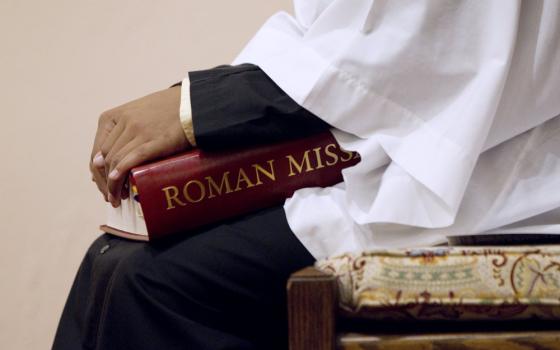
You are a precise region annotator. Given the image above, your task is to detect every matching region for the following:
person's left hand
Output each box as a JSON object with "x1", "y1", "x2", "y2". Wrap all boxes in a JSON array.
[{"x1": 90, "y1": 86, "x2": 191, "y2": 207}]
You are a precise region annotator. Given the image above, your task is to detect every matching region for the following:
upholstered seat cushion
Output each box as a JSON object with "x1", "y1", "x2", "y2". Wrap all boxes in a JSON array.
[{"x1": 316, "y1": 246, "x2": 560, "y2": 320}]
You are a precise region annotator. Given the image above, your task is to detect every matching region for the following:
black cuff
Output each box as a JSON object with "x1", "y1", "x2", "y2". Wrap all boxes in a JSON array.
[{"x1": 189, "y1": 64, "x2": 329, "y2": 150}]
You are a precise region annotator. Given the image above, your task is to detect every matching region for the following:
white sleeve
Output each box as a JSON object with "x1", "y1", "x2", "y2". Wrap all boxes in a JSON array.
[{"x1": 234, "y1": 0, "x2": 560, "y2": 258}]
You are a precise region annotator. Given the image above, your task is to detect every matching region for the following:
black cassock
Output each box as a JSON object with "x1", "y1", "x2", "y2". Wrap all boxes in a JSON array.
[{"x1": 52, "y1": 65, "x2": 329, "y2": 350}]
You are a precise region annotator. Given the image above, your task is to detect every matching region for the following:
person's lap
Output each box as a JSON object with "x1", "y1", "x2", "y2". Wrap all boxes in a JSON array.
[{"x1": 52, "y1": 205, "x2": 314, "y2": 350}]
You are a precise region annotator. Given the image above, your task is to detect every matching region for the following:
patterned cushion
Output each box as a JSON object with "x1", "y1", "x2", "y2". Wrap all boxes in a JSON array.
[{"x1": 316, "y1": 246, "x2": 560, "y2": 320}]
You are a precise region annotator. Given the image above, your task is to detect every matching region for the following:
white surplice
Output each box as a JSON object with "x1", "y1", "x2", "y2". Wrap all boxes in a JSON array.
[{"x1": 233, "y1": 0, "x2": 560, "y2": 259}]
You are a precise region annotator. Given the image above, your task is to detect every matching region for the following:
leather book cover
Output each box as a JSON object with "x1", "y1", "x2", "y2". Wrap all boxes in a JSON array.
[{"x1": 104, "y1": 131, "x2": 360, "y2": 241}]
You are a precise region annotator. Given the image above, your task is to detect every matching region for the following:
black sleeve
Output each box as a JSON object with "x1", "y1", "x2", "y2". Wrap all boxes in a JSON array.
[{"x1": 188, "y1": 64, "x2": 330, "y2": 150}]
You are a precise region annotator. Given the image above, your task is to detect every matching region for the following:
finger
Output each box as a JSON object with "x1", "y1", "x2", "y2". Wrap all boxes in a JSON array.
[
  {"x1": 104, "y1": 125, "x2": 136, "y2": 177},
  {"x1": 90, "y1": 112, "x2": 117, "y2": 161},
  {"x1": 89, "y1": 113, "x2": 117, "y2": 198},
  {"x1": 99, "y1": 120, "x2": 125, "y2": 159},
  {"x1": 105, "y1": 138, "x2": 143, "y2": 201},
  {"x1": 91, "y1": 151, "x2": 108, "y2": 199},
  {"x1": 107, "y1": 141, "x2": 157, "y2": 207},
  {"x1": 90, "y1": 162, "x2": 108, "y2": 200},
  {"x1": 98, "y1": 121, "x2": 126, "y2": 181},
  {"x1": 91, "y1": 115, "x2": 119, "y2": 186}
]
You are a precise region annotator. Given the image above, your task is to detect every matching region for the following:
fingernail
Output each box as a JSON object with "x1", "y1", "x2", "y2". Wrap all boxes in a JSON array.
[
  {"x1": 93, "y1": 152, "x2": 105, "y2": 167},
  {"x1": 108, "y1": 169, "x2": 119, "y2": 180}
]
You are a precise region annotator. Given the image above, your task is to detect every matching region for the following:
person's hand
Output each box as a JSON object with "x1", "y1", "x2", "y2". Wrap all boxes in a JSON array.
[{"x1": 90, "y1": 86, "x2": 191, "y2": 207}]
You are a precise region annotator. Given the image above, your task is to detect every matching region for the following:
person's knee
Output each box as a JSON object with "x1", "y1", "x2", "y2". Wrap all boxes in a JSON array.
[
  {"x1": 83, "y1": 234, "x2": 111, "y2": 258},
  {"x1": 111, "y1": 246, "x2": 155, "y2": 289}
]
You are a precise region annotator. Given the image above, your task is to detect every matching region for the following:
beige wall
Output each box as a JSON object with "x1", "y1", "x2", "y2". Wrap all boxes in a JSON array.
[{"x1": 0, "y1": 1, "x2": 290, "y2": 348}]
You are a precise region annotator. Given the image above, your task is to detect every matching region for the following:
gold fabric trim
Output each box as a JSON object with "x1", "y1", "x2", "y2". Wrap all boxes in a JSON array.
[{"x1": 317, "y1": 246, "x2": 560, "y2": 320}]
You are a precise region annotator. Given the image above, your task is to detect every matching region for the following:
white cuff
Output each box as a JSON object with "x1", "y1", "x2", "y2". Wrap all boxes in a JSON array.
[{"x1": 179, "y1": 76, "x2": 196, "y2": 147}]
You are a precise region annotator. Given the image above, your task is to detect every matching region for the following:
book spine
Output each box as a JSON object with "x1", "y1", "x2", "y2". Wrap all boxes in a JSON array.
[{"x1": 131, "y1": 132, "x2": 359, "y2": 240}]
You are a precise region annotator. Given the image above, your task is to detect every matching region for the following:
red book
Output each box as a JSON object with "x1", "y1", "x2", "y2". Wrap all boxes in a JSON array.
[{"x1": 101, "y1": 131, "x2": 360, "y2": 241}]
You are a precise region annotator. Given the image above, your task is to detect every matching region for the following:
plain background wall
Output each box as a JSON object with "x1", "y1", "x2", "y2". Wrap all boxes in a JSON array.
[{"x1": 0, "y1": 1, "x2": 290, "y2": 348}]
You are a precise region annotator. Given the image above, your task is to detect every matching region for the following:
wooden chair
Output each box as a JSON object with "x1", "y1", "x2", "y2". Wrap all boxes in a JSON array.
[{"x1": 287, "y1": 262, "x2": 560, "y2": 350}]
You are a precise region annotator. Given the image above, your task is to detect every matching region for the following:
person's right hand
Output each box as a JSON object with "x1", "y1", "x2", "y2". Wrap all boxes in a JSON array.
[{"x1": 89, "y1": 86, "x2": 191, "y2": 207}]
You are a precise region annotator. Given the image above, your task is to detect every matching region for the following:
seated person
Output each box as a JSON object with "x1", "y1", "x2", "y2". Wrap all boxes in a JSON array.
[
  {"x1": 53, "y1": 65, "x2": 328, "y2": 350},
  {"x1": 53, "y1": 1, "x2": 560, "y2": 349}
]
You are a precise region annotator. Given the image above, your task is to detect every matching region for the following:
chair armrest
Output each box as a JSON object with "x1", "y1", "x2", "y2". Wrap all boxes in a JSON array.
[{"x1": 287, "y1": 267, "x2": 338, "y2": 350}]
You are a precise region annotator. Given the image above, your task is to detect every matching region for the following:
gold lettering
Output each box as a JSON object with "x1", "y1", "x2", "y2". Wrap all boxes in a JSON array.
[
  {"x1": 312, "y1": 147, "x2": 325, "y2": 169},
  {"x1": 205, "y1": 172, "x2": 233, "y2": 199},
  {"x1": 252, "y1": 160, "x2": 276, "y2": 185},
  {"x1": 234, "y1": 168, "x2": 256, "y2": 191},
  {"x1": 340, "y1": 149, "x2": 354, "y2": 162},
  {"x1": 183, "y1": 180, "x2": 206, "y2": 203},
  {"x1": 162, "y1": 186, "x2": 187, "y2": 210},
  {"x1": 324, "y1": 143, "x2": 339, "y2": 166},
  {"x1": 286, "y1": 151, "x2": 313, "y2": 176}
]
